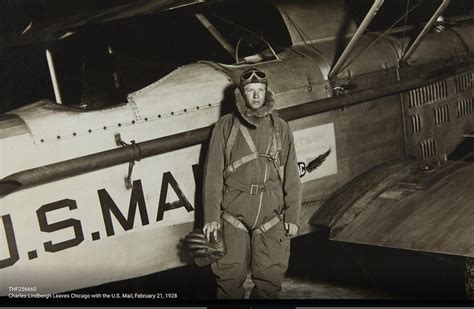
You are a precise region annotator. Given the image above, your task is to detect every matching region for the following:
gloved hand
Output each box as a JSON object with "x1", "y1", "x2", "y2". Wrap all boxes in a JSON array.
[{"x1": 184, "y1": 228, "x2": 226, "y2": 267}]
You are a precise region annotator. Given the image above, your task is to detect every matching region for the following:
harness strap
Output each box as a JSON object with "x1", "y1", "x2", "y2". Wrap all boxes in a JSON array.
[
  {"x1": 225, "y1": 117, "x2": 240, "y2": 166},
  {"x1": 239, "y1": 125, "x2": 257, "y2": 153},
  {"x1": 270, "y1": 134, "x2": 277, "y2": 155},
  {"x1": 270, "y1": 112, "x2": 282, "y2": 153},
  {"x1": 224, "y1": 152, "x2": 258, "y2": 178},
  {"x1": 224, "y1": 114, "x2": 284, "y2": 180},
  {"x1": 221, "y1": 211, "x2": 283, "y2": 236},
  {"x1": 269, "y1": 112, "x2": 284, "y2": 181},
  {"x1": 221, "y1": 212, "x2": 248, "y2": 232},
  {"x1": 225, "y1": 177, "x2": 280, "y2": 195},
  {"x1": 253, "y1": 215, "x2": 282, "y2": 236}
]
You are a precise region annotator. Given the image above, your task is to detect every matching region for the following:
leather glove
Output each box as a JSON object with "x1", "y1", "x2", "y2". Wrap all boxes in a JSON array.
[{"x1": 184, "y1": 229, "x2": 226, "y2": 267}]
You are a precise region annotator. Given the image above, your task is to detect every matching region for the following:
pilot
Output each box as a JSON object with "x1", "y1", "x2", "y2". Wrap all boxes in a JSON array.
[{"x1": 202, "y1": 68, "x2": 302, "y2": 299}]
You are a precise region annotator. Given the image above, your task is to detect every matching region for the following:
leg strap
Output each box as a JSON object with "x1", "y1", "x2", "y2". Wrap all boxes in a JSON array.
[
  {"x1": 252, "y1": 214, "x2": 283, "y2": 236},
  {"x1": 221, "y1": 211, "x2": 283, "y2": 236},
  {"x1": 221, "y1": 212, "x2": 248, "y2": 232}
]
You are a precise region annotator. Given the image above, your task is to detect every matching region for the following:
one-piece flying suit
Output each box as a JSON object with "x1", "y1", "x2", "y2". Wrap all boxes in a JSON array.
[{"x1": 203, "y1": 89, "x2": 302, "y2": 299}]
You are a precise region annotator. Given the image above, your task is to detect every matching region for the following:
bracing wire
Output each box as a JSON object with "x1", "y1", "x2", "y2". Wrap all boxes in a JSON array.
[{"x1": 339, "y1": 0, "x2": 424, "y2": 72}]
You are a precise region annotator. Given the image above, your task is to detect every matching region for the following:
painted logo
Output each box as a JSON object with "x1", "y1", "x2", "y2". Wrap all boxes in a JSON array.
[{"x1": 293, "y1": 123, "x2": 337, "y2": 182}]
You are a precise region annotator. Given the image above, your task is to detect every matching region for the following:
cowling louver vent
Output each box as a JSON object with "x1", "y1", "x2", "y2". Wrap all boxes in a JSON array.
[
  {"x1": 408, "y1": 80, "x2": 448, "y2": 108},
  {"x1": 455, "y1": 73, "x2": 472, "y2": 93},
  {"x1": 457, "y1": 98, "x2": 473, "y2": 118},
  {"x1": 410, "y1": 114, "x2": 422, "y2": 133},
  {"x1": 419, "y1": 138, "x2": 436, "y2": 160},
  {"x1": 434, "y1": 105, "x2": 449, "y2": 125}
]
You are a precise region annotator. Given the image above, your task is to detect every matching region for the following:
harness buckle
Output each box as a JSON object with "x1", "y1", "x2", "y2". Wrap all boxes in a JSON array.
[{"x1": 250, "y1": 184, "x2": 259, "y2": 195}]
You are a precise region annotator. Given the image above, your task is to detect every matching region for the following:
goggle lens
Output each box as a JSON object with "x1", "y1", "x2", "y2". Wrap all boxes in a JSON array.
[{"x1": 241, "y1": 70, "x2": 266, "y2": 81}]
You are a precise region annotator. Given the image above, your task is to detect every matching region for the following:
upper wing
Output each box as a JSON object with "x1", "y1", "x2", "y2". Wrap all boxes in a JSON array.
[{"x1": 0, "y1": 0, "x2": 220, "y2": 47}]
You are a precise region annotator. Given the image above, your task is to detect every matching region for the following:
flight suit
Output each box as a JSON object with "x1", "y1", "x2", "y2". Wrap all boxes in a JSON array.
[{"x1": 203, "y1": 89, "x2": 302, "y2": 299}]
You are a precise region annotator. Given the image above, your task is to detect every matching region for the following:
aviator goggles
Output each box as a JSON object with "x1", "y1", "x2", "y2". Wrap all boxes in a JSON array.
[{"x1": 240, "y1": 69, "x2": 267, "y2": 86}]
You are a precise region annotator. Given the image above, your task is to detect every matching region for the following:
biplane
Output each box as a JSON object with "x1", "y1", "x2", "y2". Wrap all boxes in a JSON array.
[{"x1": 0, "y1": 0, "x2": 473, "y2": 298}]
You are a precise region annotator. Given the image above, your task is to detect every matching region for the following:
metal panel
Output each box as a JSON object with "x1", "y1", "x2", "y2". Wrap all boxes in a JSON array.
[
  {"x1": 406, "y1": 29, "x2": 470, "y2": 66},
  {"x1": 276, "y1": 0, "x2": 357, "y2": 45},
  {"x1": 0, "y1": 115, "x2": 29, "y2": 139},
  {"x1": 312, "y1": 160, "x2": 474, "y2": 257},
  {"x1": 313, "y1": 35, "x2": 400, "y2": 79},
  {"x1": 9, "y1": 63, "x2": 230, "y2": 147},
  {"x1": 128, "y1": 62, "x2": 233, "y2": 118},
  {"x1": 403, "y1": 71, "x2": 474, "y2": 160}
]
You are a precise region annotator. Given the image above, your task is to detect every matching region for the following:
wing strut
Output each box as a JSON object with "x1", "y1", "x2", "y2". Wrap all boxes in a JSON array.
[
  {"x1": 195, "y1": 13, "x2": 235, "y2": 58},
  {"x1": 328, "y1": 0, "x2": 384, "y2": 79},
  {"x1": 45, "y1": 49, "x2": 63, "y2": 104},
  {"x1": 108, "y1": 43, "x2": 120, "y2": 89},
  {"x1": 400, "y1": 0, "x2": 451, "y2": 63}
]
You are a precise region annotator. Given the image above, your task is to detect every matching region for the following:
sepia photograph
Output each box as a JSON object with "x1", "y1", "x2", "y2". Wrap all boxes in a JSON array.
[{"x1": 0, "y1": 0, "x2": 473, "y2": 307}]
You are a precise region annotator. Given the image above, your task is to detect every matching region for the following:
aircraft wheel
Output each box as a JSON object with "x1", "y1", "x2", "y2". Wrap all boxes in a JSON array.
[{"x1": 466, "y1": 257, "x2": 474, "y2": 299}]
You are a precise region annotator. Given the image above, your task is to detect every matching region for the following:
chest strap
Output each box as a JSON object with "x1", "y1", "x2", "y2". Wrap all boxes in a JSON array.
[
  {"x1": 224, "y1": 115, "x2": 283, "y2": 179},
  {"x1": 221, "y1": 211, "x2": 283, "y2": 236}
]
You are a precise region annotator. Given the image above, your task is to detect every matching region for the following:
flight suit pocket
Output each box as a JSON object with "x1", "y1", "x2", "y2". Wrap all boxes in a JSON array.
[
  {"x1": 257, "y1": 221, "x2": 291, "y2": 270},
  {"x1": 265, "y1": 221, "x2": 290, "y2": 245}
]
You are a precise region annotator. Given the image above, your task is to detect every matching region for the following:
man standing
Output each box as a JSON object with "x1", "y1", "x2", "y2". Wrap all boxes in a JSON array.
[{"x1": 202, "y1": 68, "x2": 302, "y2": 299}]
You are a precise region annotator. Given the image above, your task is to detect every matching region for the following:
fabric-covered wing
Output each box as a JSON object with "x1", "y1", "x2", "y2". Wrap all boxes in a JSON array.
[
  {"x1": 311, "y1": 160, "x2": 474, "y2": 258},
  {"x1": 0, "y1": 0, "x2": 219, "y2": 47}
]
